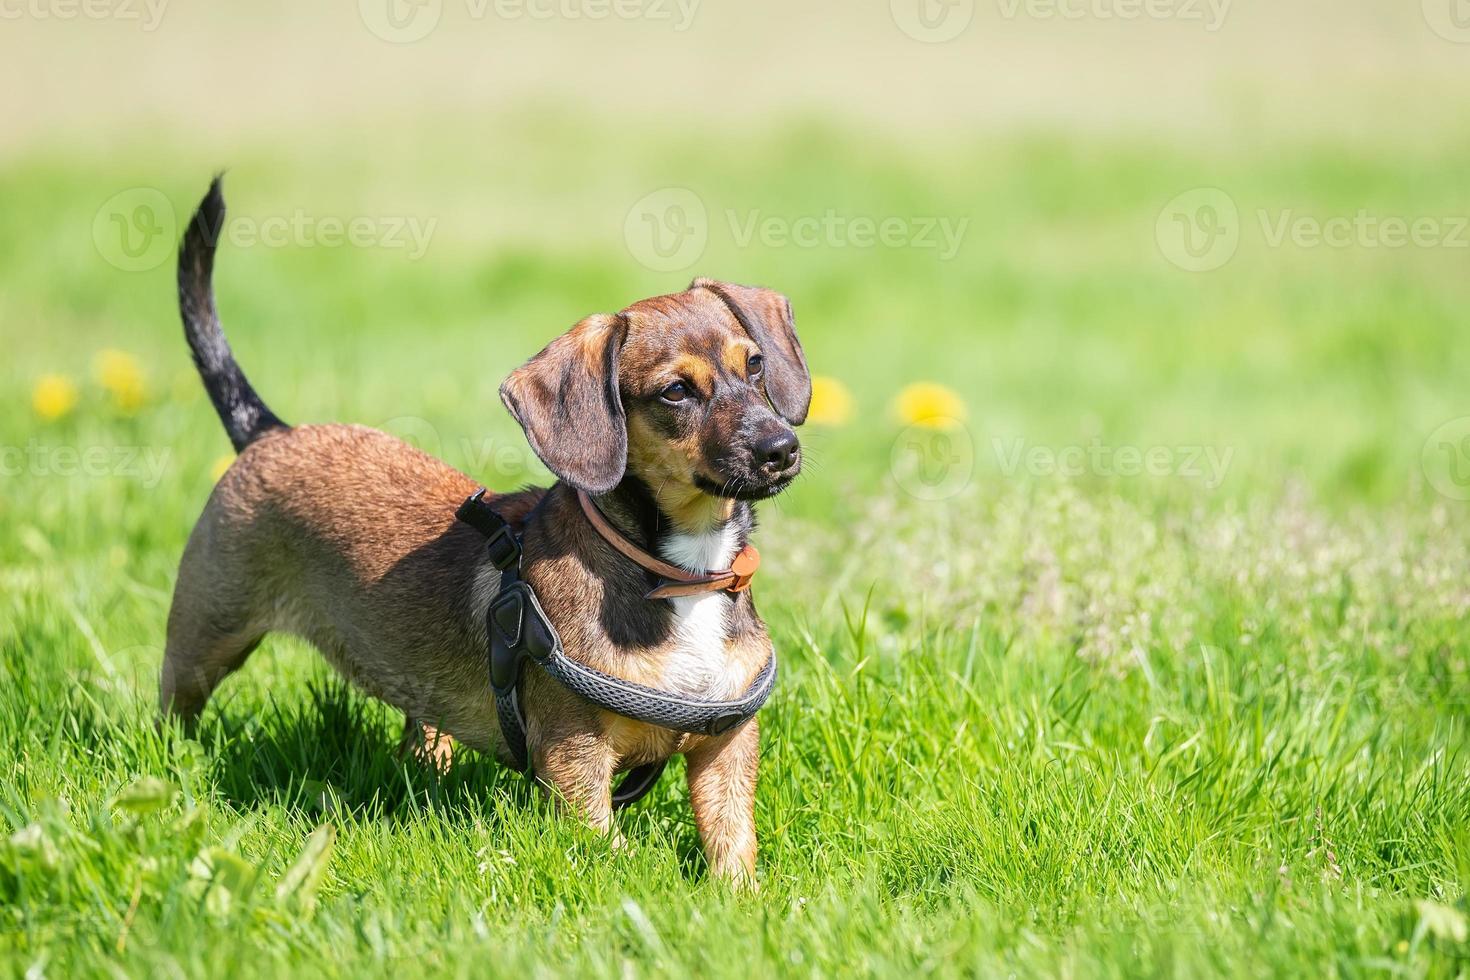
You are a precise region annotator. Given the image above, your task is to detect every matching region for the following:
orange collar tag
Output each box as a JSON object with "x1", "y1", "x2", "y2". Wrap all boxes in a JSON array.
[{"x1": 729, "y1": 545, "x2": 760, "y2": 592}]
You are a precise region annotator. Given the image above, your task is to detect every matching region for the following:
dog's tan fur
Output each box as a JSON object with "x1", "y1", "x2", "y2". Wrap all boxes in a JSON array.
[{"x1": 162, "y1": 264, "x2": 808, "y2": 886}]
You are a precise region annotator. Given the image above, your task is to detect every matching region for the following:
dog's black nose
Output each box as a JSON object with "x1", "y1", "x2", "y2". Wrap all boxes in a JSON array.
[{"x1": 756, "y1": 431, "x2": 800, "y2": 476}]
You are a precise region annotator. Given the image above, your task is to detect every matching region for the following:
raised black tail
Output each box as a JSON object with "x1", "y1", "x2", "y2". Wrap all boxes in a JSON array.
[{"x1": 178, "y1": 177, "x2": 287, "y2": 452}]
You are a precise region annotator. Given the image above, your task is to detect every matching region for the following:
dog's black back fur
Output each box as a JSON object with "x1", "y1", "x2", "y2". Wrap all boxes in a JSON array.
[{"x1": 179, "y1": 177, "x2": 287, "y2": 451}]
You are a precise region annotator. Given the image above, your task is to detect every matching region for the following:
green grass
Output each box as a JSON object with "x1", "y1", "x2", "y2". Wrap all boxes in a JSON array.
[{"x1": 2, "y1": 113, "x2": 1469, "y2": 977}]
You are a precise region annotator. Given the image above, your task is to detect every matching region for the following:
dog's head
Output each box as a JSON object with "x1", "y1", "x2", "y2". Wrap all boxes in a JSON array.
[{"x1": 501, "y1": 279, "x2": 809, "y2": 514}]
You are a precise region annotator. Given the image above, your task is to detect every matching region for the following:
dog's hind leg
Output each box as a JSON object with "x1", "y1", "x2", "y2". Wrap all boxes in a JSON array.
[
  {"x1": 160, "y1": 611, "x2": 263, "y2": 730},
  {"x1": 160, "y1": 515, "x2": 269, "y2": 729}
]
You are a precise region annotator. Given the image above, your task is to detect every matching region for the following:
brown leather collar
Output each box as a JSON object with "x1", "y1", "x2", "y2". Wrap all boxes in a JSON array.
[{"x1": 576, "y1": 490, "x2": 760, "y2": 600}]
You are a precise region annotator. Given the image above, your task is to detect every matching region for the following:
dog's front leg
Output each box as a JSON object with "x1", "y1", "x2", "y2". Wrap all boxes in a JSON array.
[
  {"x1": 398, "y1": 719, "x2": 455, "y2": 773},
  {"x1": 534, "y1": 729, "x2": 616, "y2": 835},
  {"x1": 686, "y1": 719, "x2": 760, "y2": 887}
]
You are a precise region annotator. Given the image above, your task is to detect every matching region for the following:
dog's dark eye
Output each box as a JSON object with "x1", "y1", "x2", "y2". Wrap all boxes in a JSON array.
[
  {"x1": 660, "y1": 382, "x2": 690, "y2": 404},
  {"x1": 748, "y1": 353, "x2": 764, "y2": 380}
]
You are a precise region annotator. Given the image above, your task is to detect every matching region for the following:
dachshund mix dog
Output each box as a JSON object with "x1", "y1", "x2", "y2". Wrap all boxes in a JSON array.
[{"x1": 160, "y1": 180, "x2": 808, "y2": 884}]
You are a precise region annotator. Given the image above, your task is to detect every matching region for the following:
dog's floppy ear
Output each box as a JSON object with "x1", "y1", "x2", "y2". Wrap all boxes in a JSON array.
[
  {"x1": 500, "y1": 313, "x2": 629, "y2": 494},
  {"x1": 692, "y1": 278, "x2": 811, "y2": 425}
]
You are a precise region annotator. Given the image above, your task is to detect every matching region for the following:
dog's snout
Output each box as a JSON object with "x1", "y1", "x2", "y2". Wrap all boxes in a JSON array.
[{"x1": 756, "y1": 430, "x2": 800, "y2": 476}]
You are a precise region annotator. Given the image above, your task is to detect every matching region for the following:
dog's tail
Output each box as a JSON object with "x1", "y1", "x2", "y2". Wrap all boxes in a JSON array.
[{"x1": 178, "y1": 177, "x2": 287, "y2": 452}]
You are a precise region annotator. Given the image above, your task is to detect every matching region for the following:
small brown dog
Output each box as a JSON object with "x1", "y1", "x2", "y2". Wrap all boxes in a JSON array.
[{"x1": 160, "y1": 180, "x2": 808, "y2": 884}]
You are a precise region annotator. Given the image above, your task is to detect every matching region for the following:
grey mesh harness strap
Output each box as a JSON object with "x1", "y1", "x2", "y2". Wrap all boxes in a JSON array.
[{"x1": 456, "y1": 489, "x2": 778, "y2": 809}]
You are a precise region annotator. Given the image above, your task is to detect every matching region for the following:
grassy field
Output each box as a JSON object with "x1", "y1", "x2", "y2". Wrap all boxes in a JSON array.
[{"x1": 3, "y1": 109, "x2": 1470, "y2": 977}]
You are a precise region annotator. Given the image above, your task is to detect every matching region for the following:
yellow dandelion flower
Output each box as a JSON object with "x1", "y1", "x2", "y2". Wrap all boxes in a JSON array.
[
  {"x1": 893, "y1": 381, "x2": 966, "y2": 429},
  {"x1": 806, "y1": 375, "x2": 855, "y2": 427},
  {"x1": 32, "y1": 374, "x2": 79, "y2": 421},
  {"x1": 210, "y1": 454, "x2": 234, "y2": 482},
  {"x1": 93, "y1": 349, "x2": 149, "y2": 413}
]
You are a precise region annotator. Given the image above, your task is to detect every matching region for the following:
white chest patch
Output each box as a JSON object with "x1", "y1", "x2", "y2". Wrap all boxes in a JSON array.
[{"x1": 658, "y1": 524, "x2": 740, "y2": 699}]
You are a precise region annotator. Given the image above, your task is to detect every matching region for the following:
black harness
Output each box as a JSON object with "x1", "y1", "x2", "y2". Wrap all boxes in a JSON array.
[{"x1": 456, "y1": 489, "x2": 778, "y2": 809}]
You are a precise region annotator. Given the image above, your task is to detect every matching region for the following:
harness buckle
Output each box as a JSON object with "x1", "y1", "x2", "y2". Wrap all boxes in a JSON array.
[
  {"x1": 483, "y1": 525, "x2": 521, "y2": 571},
  {"x1": 458, "y1": 489, "x2": 521, "y2": 570}
]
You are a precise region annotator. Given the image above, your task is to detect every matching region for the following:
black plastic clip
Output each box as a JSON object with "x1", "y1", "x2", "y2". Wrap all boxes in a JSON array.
[
  {"x1": 456, "y1": 489, "x2": 521, "y2": 570},
  {"x1": 483, "y1": 525, "x2": 521, "y2": 571}
]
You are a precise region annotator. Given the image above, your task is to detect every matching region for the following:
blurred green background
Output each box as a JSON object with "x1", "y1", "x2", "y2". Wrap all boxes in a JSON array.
[{"x1": 3, "y1": 0, "x2": 1470, "y2": 518}]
